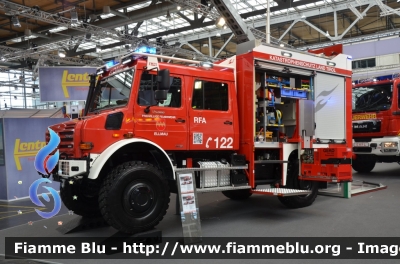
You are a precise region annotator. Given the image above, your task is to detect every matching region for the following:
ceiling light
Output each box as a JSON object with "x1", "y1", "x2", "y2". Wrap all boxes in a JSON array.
[
  {"x1": 216, "y1": 32, "x2": 221, "y2": 37},
  {"x1": 85, "y1": 32, "x2": 92, "y2": 40},
  {"x1": 70, "y1": 10, "x2": 79, "y2": 23},
  {"x1": 11, "y1": 16, "x2": 21, "y2": 27},
  {"x1": 0, "y1": 56, "x2": 5, "y2": 61},
  {"x1": 325, "y1": 31, "x2": 330, "y2": 37},
  {"x1": 96, "y1": 44, "x2": 102, "y2": 53},
  {"x1": 216, "y1": 17, "x2": 226, "y2": 28},
  {"x1": 280, "y1": 43, "x2": 284, "y2": 47},
  {"x1": 177, "y1": 5, "x2": 181, "y2": 10},
  {"x1": 301, "y1": 14, "x2": 306, "y2": 19},
  {"x1": 58, "y1": 49, "x2": 66, "y2": 58},
  {"x1": 103, "y1": 6, "x2": 111, "y2": 14},
  {"x1": 25, "y1": 29, "x2": 32, "y2": 36}
]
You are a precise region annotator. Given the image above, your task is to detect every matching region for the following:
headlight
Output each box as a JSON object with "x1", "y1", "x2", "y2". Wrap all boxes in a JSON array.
[{"x1": 383, "y1": 142, "x2": 398, "y2": 148}]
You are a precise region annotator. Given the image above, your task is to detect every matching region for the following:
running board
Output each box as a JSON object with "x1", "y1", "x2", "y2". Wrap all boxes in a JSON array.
[
  {"x1": 197, "y1": 185, "x2": 251, "y2": 193},
  {"x1": 251, "y1": 188, "x2": 311, "y2": 197}
]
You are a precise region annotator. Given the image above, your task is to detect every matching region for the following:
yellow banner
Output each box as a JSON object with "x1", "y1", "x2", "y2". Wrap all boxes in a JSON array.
[
  {"x1": 352, "y1": 113, "x2": 377, "y2": 120},
  {"x1": 14, "y1": 139, "x2": 46, "y2": 170}
]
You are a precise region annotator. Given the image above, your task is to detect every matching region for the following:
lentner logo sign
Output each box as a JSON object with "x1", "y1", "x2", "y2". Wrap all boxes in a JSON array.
[
  {"x1": 61, "y1": 70, "x2": 91, "y2": 98},
  {"x1": 14, "y1": 139, "x2": 46, "y2": 170},
  {"x1": 39, "y1": 67, "x2": 97, "y2": 101}
]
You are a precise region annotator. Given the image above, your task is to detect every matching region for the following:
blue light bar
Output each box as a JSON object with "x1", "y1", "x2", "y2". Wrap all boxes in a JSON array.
[
  {"x1": 353, "y1": 73, "x2": 399, "y2": 85},
  {"x1": 135, "y1": 46, "x2": 157, "y2": 54},
  {"x1": 105, "y1": 60, "x2": 116, "y2": 68}
]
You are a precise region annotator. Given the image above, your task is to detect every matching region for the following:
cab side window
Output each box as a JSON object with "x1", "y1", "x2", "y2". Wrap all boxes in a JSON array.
[
  {"x1": 192, "y1": 80, "x2": 228, "y2": 111},
  {"x1": 137, "y1": 72, "x2": 182, "y2": 108}
]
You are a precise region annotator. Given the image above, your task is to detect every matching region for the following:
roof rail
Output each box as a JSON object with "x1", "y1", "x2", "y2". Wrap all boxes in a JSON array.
[{"x1": 125, "y1": 52, "x2": 235, "y2": 69}]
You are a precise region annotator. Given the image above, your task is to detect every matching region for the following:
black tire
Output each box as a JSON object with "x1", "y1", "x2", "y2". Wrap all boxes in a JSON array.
[
  {"x1": 99, "y1": 161, "x2": 170, "y2": 234},
  {"x1": 278, "y1": 158, "x2": 318, "y2": 209},
  {"x1": 222, "y1": 189, "x2": 252, "y2": 200},
  {"x1": 60, "y1": 181, "x2": 101, "y2": 217},
  {"x1": 352, "y1": 155, "x2": 376, "y2": 173}
]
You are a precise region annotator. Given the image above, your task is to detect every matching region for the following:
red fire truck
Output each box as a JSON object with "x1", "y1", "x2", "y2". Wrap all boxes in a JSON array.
[
  {"x1": 45, "y1": 42, "x2": 353, "y2": 234},
  {"x1": 352, "y1": 73, "x2": 400, "y2": 172}
]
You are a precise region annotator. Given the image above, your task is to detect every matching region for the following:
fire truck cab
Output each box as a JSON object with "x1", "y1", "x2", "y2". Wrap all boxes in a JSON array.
[
  {"x1": 352, "y1": 74, "x2": 400, "y2": 172},
  {"x1": 45, "y1": 42, "x2": 353, "y2": 234}
]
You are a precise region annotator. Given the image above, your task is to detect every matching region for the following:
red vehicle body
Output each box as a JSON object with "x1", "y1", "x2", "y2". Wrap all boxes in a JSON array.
[
  {"x1": 45, "y1": 42, "x2": 353, "y2": 234},
  {"x1": 352, "y1": 74, "x2": 400, "y2": 172}
]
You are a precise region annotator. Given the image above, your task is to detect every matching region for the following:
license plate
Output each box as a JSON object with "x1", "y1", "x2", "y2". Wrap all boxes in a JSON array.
[{"x1": 354, "y1": 142, "x2": 369, "y2": 147}]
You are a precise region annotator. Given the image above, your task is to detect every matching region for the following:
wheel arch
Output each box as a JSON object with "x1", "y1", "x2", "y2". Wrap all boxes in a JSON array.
[{"x1": 88, "y1": 139, "x2": 175, "y2": 180}]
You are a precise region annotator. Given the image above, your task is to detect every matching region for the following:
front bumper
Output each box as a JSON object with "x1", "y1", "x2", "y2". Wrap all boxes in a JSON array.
[
  {"x1": 353, "y1": 137, "x2": 400, "y2": 156},
  {"x1": 58, "y1": 159, "x2": 89, "y2": 178}
]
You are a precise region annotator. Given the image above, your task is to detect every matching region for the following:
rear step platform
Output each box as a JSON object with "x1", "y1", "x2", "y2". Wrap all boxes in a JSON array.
[{"x1": 252, "y1": 188, "x2": 311, "y2": 197}]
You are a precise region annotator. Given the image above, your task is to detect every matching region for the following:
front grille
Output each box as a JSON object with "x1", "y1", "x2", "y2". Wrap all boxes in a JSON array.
[
  {"x1": 353, "y1": 147, "x2": 372, "y2": 152},
  {"x1": 354, "y1": 138, "x2": 373, "y2": 142},
  {"x1": 46, "y1": 122, "x2": 77, "y2": 157}
]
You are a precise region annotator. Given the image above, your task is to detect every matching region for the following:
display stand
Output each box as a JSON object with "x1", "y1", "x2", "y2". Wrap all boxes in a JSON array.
[{"x1": 176, "y1": 171, "x2": 202, "y2": 245}]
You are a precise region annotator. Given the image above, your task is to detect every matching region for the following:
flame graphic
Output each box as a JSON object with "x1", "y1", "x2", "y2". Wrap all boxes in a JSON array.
[
  {"x1": 315, "y1": 84, "x2": 338, "y2": 113},
  {"x1": 34, "y1": 128, "x2": 60, "y2": 175}
]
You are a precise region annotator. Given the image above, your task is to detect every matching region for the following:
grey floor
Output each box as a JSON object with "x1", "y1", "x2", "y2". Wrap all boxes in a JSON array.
[{"x1": 1, "y1": 163, "x2": 400, "y2": 264}]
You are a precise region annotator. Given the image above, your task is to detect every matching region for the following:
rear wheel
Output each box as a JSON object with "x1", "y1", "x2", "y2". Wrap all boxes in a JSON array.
[
  {"x1": 99, "y1": 161, "x2": 170, "y2": 234},
  {"x1": 278, "y1": 157, "x2": 318, "y2": 209},
  {"x1": 222, "y1": 189, "x2": 252, "y2": 200},
  {"x1": 352, "y1": 155, "x2": 375, "y2": 173}
]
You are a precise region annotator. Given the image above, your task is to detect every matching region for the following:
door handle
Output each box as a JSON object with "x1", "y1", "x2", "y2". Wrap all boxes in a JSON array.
[
  {"x1": 175, "y1": 118, "x2": 185, "y2": 123},
  {"x1": 224, "y1": 121, "x2": 233, "y2": 125}
]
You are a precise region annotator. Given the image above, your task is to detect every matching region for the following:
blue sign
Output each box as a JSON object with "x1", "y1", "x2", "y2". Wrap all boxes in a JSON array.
[{"x1": 29, "y1": 128, "x2": 61, "y2": 219}]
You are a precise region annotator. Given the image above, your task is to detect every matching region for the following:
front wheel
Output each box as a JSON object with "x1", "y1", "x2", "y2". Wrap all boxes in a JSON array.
[
  {"x1": 278, "y1": 158, "x2": 318, "y2": 209},
  {"x1": 352, "y1": 155, "x2": 375, "y2": 173},
  {"x1": 99, "y1": 161, "x2": 170, "y2": 234},
  {"x1": 60, "y1": 181, "x2": 101, "y2": 217}
]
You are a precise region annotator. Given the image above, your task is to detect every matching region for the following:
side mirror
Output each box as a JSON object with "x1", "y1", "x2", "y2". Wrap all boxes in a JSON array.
[
  {"x1": 155, "y1": 90, "x2": 168, "y2": 101},
  {"x1": 157, "y1": 69, "x2": 170, "y2": 90}
]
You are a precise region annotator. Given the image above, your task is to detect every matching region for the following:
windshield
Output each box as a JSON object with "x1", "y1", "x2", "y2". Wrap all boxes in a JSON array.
[
  {"x1": 89, "y1": 69, "x2": 134, "y2": 112},
  {"x1": 352, "y1": 84, "x2": 392, "y2": 113}
]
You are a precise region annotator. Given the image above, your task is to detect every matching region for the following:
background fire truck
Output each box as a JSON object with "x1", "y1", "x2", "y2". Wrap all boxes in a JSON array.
[
  {"x1": 45, "y1": 42, "x2": 353, "y2": 234},
  {"x1": 352, "y1": 73, "x2": 400, "y2": 172}
]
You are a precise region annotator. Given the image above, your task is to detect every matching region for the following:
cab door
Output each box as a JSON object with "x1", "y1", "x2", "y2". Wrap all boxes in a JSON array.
[
  {"x1": 188, "y1": 78, "x2": 237, "y2": 150},
  {"x1": 133, "y1": 73, "x2": 188, "y2": 150}
]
